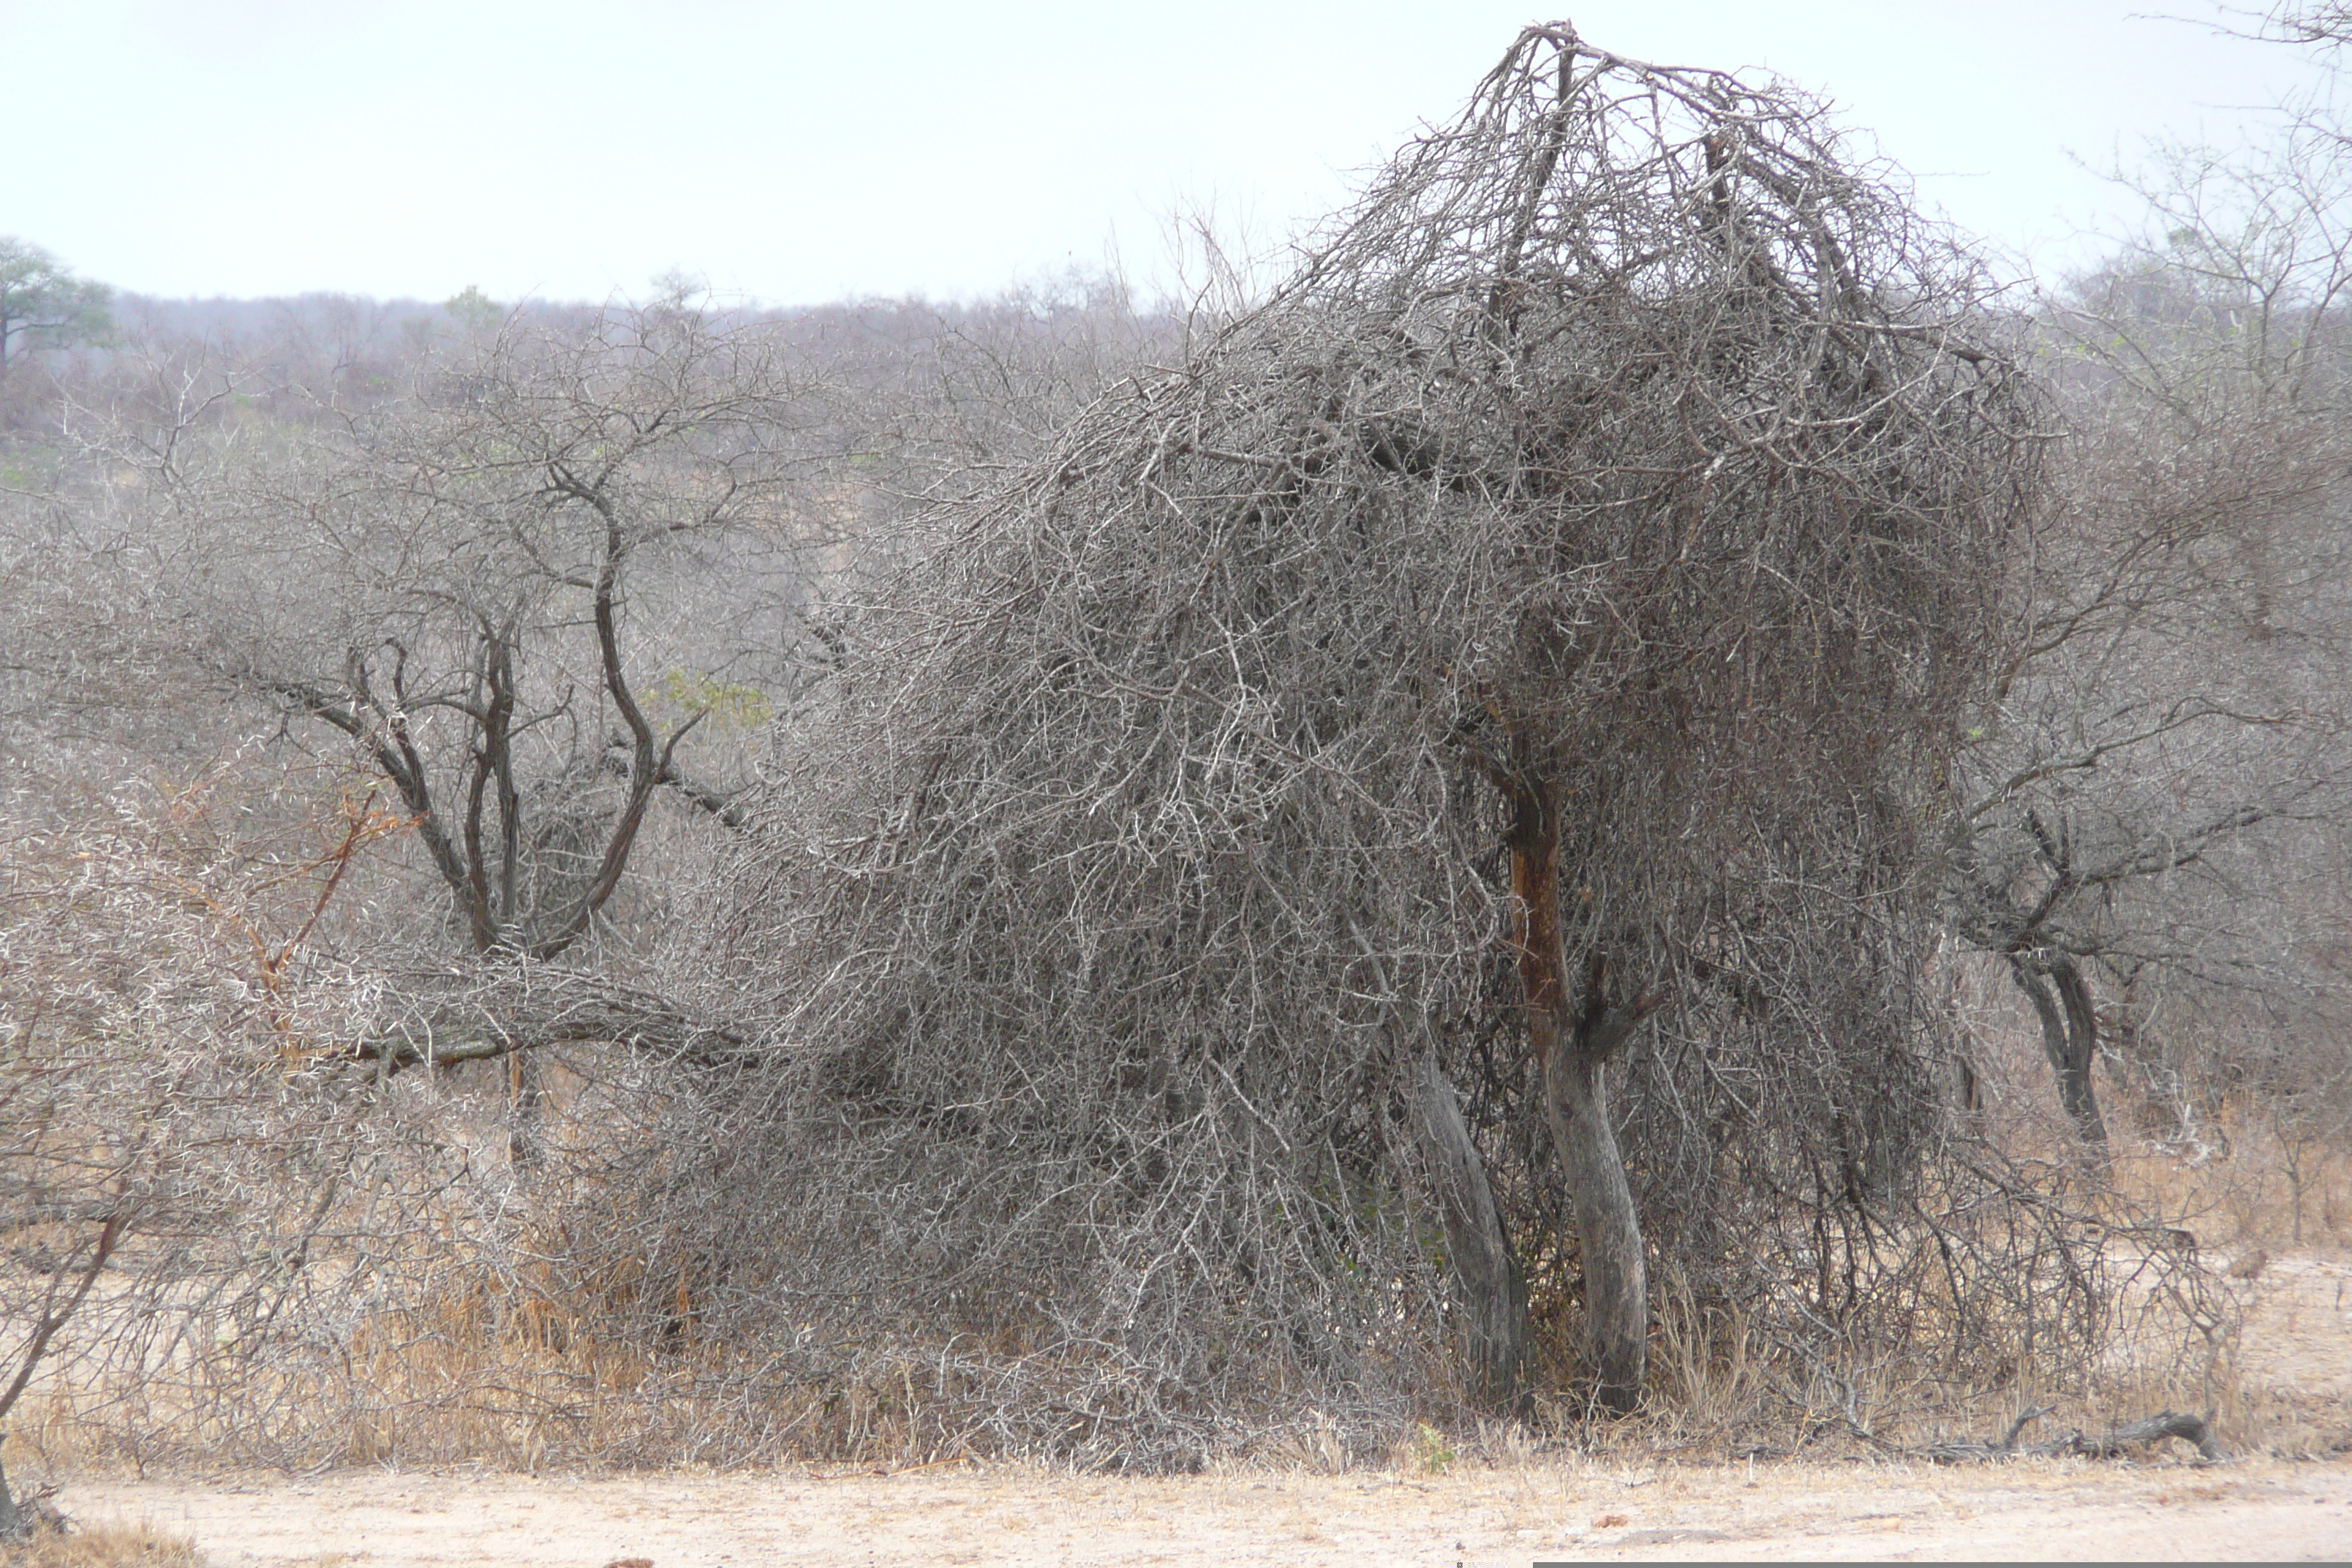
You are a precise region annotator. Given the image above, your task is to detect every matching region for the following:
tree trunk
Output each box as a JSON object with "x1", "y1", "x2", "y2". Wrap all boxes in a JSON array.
[
  {"x1": 507, "y1": 1049, "x2": 545, "y2": 1169},
  {"x1": 0, "y1": 1439, "x2": 22, "y2": 1545},
  {"x1": 1504, "y1": 774, "x2": 1659, "y2": 1414},
  {"x1": 1411, "y1": 1052, "x2": 1531, "y2": 1410},
  {"x1": 2008, "y1": 954, "x2": 2108, "y2": 1150},
  {"x1": 1539, "y1": 989, "x2": 1654, "y2": 1414}
]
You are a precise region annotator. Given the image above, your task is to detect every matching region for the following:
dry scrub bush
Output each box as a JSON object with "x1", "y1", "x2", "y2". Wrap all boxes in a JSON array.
[
  {"x1": 1934, "y1": 48, "x2": 2352, "y2": 1249},
  {"x1": 1936, "y1": 246, "x2": 2352, "y2": 1158},
  {"x1": 0, "y1": 772, "x2": 739, "y2": 1474},
  {"x1": 5, "y1": 275, "x2": 1025, "y2": 1474},
  {"x1": 0, "y1": 765, "x2": 377, "y2": 1465},
  {"x1": 598, "y1": 25, "x2": 2228, "y2": 1466}
]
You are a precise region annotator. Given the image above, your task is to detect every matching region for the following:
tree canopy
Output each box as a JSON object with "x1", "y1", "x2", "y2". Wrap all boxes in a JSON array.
[
  {"x1": 0, "y1": 237, "x2": 110, "y2": 374},
  {"x1": 671, "y1": 25, "x2": 2111, "y2": 1459}
]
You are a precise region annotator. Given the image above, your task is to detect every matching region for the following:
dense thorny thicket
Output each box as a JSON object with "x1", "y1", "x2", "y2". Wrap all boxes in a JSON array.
[{"x1": 558, "y1": 26, "x2": 2218, "y2": 1466}]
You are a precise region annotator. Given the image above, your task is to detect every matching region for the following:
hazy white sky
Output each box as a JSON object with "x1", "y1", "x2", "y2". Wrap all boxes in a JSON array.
[{"x1": 0, "y1": 1, "x2": 2329, "y2": 306}]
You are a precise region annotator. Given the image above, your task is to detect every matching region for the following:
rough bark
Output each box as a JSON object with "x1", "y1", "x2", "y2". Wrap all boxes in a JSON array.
[
  {"x1": 350, "y1": 976, "x2": 749, "y2": 1076},
  {"x1": 1411, "y1": 1053, "x2": 1531, "y2": 1410},
  {"x1": 1505, "y1": 774, "x2": 1660, "y2": 1414},
  {"x1": 1540, "y1": 988, "x2": 1655, "y2": 1414},
  {"x1": 2008, "y1": 954, "x2": 2109, "y2": 1149},
  {"x1": 1915, "y1": 1406, "x2": 2223, "y2": 1463}
]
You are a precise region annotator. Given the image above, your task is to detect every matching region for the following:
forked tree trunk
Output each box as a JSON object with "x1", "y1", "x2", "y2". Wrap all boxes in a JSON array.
[
  {"x1": 2008, "y1": 954, "x2": 2109, "y2": 1151},
  {"x1": 1504, "y1": 775, "x2": 1660, "y2": 1414},
  {"x1": 1411, "y1": 1053, "x2": 1531, "y2": 1409},
  {"x1": 1540, "y1": 1014, "x2": 1648, "y2": 1411}
]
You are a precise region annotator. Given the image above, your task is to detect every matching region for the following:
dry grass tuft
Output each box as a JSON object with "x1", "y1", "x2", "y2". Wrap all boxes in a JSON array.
[
  {"x1": 0, "y1": 1520, "x2": 205, "y2": 1568},
  {"x1": 2111, "y1": 1117, "x2": 2352, "y2": 1258}
]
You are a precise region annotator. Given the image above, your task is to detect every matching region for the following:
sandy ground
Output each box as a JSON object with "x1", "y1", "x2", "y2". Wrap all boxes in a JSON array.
[
  {"x1": 45, "y1": 1251, "x2": 2352, "y2": 1566},
  {"x1": 55, "y1": 1453, "x2": 2352, "y2": 1566}
]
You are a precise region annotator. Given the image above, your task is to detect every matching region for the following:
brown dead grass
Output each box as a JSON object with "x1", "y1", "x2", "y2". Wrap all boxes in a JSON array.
[
  {"x1": 11, "y1": 1109, "x2": 2340, "y2": 1487},
  {"x1": 2110, "y1": 1119, "x2": 2352, "y2": 1257},
  {"x1": 0, "y1": 1520, "x2": 204, "y2": 1568},
  {"x1": 20, "y1": 1238, "x2": 2344, "y2": 1565}
]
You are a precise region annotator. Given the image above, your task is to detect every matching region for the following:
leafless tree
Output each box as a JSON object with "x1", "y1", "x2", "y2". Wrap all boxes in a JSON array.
[
  {"x1": 139, "y1": 292, "x2": 838, "y2": 965},
  {"x1": 0, "y1": 21, "x2": 2271, "y2": 1479},
  {"x1": 1942, "y1": 12, "x2": 2352, "y2": 1158},
  {"x1": 0, "y1": 750, "x2": 392, "y2": 1521},
  {"x1": 2239, "y1": 1, "x2": 2352, "y2": 48},
  {"x1": 673, "y1": 25, "x2": 2139, "y2": 1458}
]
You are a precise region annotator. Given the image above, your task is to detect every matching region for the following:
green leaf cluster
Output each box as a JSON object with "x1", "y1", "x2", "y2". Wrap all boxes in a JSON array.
[{"x1": 655, "y1": 669, "x2": 772, "y2": 731}]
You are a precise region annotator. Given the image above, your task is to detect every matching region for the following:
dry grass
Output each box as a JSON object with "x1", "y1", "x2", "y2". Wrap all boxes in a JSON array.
[
  {"x1": 2110, "y1": 1117, "x2": 2352, "y2": 1257},
  {"x1": 0, "y1": 1520, "x2": 205, "y2": 1568},
  {"x1": 5, "y1": 1123, "x2": 2272, "y2": 1478},
  {"x1": 1, "y1": 940, "x2": 2328, "y2": 1480}
]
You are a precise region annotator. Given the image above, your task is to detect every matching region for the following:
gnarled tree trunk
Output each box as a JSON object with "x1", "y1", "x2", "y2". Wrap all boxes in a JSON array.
[
  {"x1": 1504, "y1": 774, "x2": 1661, "y2": 1414},
  {"x1": 2008, "y1": 954, "x2": 2109, "y2": 1151},
  {"x1": 1411, "y1": 1053, "x2": 1531, "y2": 1409},
  {"x1": 1540, "y1": 1003, "x2": 1650, "y2": 1412}
]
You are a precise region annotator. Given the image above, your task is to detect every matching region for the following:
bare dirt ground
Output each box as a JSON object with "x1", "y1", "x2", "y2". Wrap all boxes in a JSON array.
[
  {"x1": 53, "y1": 1451, "x2": 2352, "y2": 1566},
  {"x1": 45, "y1": 1252, "x2": 2352, "y2": 1566}
]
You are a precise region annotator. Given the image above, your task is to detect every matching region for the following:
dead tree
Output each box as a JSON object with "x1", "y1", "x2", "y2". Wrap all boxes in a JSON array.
[
  {"x1": 167, "y1": 293, "x2": 828, "y2": 964},
  {"x1": 698, "y1": 21, "x2": 2054, "y2": 1454},
  {"x1": 1939, "y1": 65, "x2": 2352, "y2": 1153}
]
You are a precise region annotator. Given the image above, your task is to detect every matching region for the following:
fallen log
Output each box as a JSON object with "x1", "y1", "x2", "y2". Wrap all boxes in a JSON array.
[
  {"x1": 1912, "y1": 1407, "x2": 2224, "y2": 1465},
  {"x1": 344, "y1": 971, "x2": 753, "y2": 1076}
]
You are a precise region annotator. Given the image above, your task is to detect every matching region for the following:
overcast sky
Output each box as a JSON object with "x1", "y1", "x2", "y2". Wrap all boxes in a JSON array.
[{"x1": 1, "y1": 1, "x2": 2330, "y2": 306}]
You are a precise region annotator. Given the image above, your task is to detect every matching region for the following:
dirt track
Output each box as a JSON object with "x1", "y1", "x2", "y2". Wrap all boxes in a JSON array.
[{"x1": 53, "y1": 1451, "x2": 2352, "y2": 1565}]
